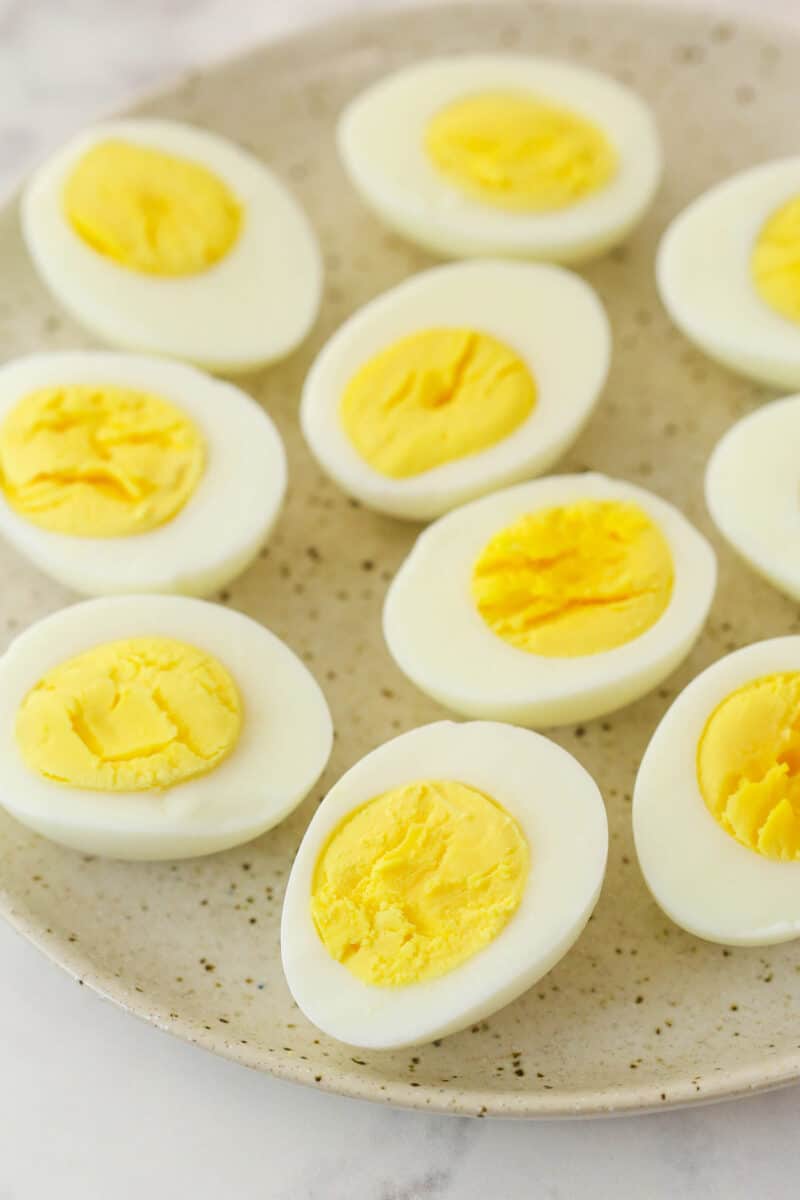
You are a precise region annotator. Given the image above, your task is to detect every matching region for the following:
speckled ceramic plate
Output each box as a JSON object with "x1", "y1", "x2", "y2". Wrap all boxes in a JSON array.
[{"x1": 1, "y1": 0, "x2": 799, "y2": 1118}]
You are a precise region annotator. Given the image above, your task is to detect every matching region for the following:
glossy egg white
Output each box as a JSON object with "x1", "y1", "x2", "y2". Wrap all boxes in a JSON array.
[
  {"x1": 384, "y1": 474, "x2": 716, "y2": 727},
  {"x1": 634, "y1": 638, "x2": 800, "y2": 946},
  {"x1": 706, "y1": 394, "x2": 800, "y2": 601},
  {"x1": 0, "y1": 352, "x2": 287, "y2": 597},
  {"x1": 301, "y1": 261, "x2": 610, "y2": 520},
  {"x1": 22, "y1": 119, "x2": 322, "y2": 373},
  {"x1": 657, "y1": 158, "x2": 800, "y2": 388},
  {"x1": 0, "y1": 596, "x2": 333, "y2": 860},
  {"x1": 338, "y1": 55, "x2": 662, "y2": 263},
  {"x1": 281, "y1": 720, "x2": 607, "y2": 1049}
]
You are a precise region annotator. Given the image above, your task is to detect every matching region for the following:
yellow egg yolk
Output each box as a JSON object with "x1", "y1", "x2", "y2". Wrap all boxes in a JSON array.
[
  {"x1": 752, "y1": 196, "x2": 800, "y2": 323},
  {"x1": 339, "y1": 327, "x2": 536, "y2": 478},
  {"x1": 16, "y1": 637, "x2": 242, "y2": 792},
  {"x1": 0, "y1": 384, "x2": 205, "y2": 538},
  {"x1": 472, "y1": 499, "x2": 674, "y2": 657},
  {"x1": 64, "y1": 140, "x2": 242, "y2": 275},
  {"x1": 310, "y1": 779, "x2": 529, "y2": 987},
  {"x1": 424, "y1": 90, "x2": 618, "y2": 212},
  {"x1": 697, "y1": 672, "x2": 800, "y2": 861}
]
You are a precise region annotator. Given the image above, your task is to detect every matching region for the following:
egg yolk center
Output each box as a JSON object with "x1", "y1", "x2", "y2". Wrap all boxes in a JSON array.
[
  {"x1": 424, "y1": 90, "x2": 618, "y2": 212},
  {"x1": 751, "y1": 196, "x2": 800, "y2": 324},
  {"x1": 472, "y1": 499, "x2": 674, "y2": 657},
  {"x1": 0, "y1": 383, "x2": 205, "y2": 538},
  {"x1": 63, "y1": 139, "x2": 242, "y2": 276},
  {"x1": 697, "y1": 671, "x2": 800, "y2": 861},
  {"x1": 310, "y1": 779, "x2": 529, "y2": 987},
  {"x1": 340, "y1": 327, "x2": 536, "y2": 478},
  {"x1": 753, "y1": 196, "x2": 800, "y2": 328},
  {"x1": 16, "y1": 637, "x2": 242, "y2": 792}
]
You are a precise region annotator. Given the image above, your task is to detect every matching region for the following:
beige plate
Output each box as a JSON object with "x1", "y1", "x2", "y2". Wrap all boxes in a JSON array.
[{"x1": 1, "y1": 0, "x2": 799, "y2": 1118}]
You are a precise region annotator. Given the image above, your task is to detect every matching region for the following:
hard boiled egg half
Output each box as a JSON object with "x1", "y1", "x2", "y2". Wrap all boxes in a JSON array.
[
  {"x1": 634, "y1": 638, "x2": 800, "y2": 946},
  {"x1": 658, "y1": 158, "x2": 800, "y2": 389},
  {"x1": 706, "y1": 394, "x2": 800, "y2": 601},
  {"x1": 384, "y1": 474, "x2": 716, "y2": 726},
  {"x1": 0, "y1": 596, "x2": 332, "y2": 860},
  {"x1": 22, "y1": 119, "x2": 322, "y2": 372},
  {"x1": 281, "y1": 720, "x2": 607, "y2": 1049},
  {"x1": 338, "y1": 55, "x2": 662, "y2": 262},
  {"x1": 0, "y1": 352, "x2": 286, "y2": 596},
  {"x1": 301, "y1": 260, "x2": 610, "y2": 519}
]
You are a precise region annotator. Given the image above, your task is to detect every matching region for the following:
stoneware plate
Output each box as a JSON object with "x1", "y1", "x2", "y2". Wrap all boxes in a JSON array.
[{"x1": 1, "y1": 0, "x2": 798, "y2": 1118}]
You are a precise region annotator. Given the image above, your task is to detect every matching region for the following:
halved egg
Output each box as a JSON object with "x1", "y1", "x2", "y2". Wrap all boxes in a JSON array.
[
  {"x1": 384, "y1": 474, "x2": 716, "y2": 726},
  {"x1": 0, "y1": 596, "x2": 333, "y2": 860},
  {"x1": 706, "y1": 394, "x2": 800, "y2": 601},
  {"x1": 22, "y1": 119, "x2": 322, "y2": 372},
  {"x1": 0, "y1": 351, "x2": 286, "y2": 596},
  {"x1": 658, "y1": 158, "x2": 800, "y2": 388},
  {"x1": 338, "y1": 55, "x2": 662, "y2": 262},
  {"x1": 281, "y1": 720, "x2": 607, "y2": 1049},
  {"x1": 634, "y1": 638, "x2": 800, "y2": 946},
  {"x1": 301, "y1": 261, "x2": 610, "y2": 519}
]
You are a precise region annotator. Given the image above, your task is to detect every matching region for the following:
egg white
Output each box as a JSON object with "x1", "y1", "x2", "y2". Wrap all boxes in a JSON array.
[
  {"x1": 633, "y1": 638, "x2": 800, "y2": 946},
  {"x1": 338, "y1": 55, "x2": 662, "y2": 263},
  {"x1": 706, "y1": 394, "x2": 800, "y2": 601},
  {"x1": 0, "y1": 352, "x2": 287, "y2": 597},
  {"x1": 384, "y1": 474, "x2": 716, "y2": 727},
  {"x1": 0, "y1": 596, "x2": 333, "y2": 860},
  {"x1": 301, "y1": 261, "x2": 610, "y2": 520},
  {"x1": 281, "y1": 720, "x2": 607, "y2": 1049},
  {"x1": 657, "y1": 158, "x2": 800, "y2": 389},
  {"x1": 22, "y1": 119, "x2": 322, "y2": 373}
]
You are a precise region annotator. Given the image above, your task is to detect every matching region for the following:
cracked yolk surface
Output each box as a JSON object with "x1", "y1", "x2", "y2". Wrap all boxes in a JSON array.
[
  {"x1": 64, "y1": 139, "x2": 242, "y2": 276},
  {"x1": 311, "y1": 779, "x2": 529, "y2": 987},
  {"x1": 424, "y1": 90, "x2": 617, "y2": 212},
  {"x1": 0, "y1": 383, "x2": 205, "y2": 538},
  {"x1": 339, "y1": 327, "x2": 536, "y2": 478},
  {"x1": 697, "y1": 672, "x2": 800, "y2": 861},
  {"x1": 752, "y1": 196, "x2": 800, "y2": 324},
  {"x1": 16, "y1": 637, "x2": 242, "y2": 791},
  {"x1": 471, "y1": 499, "x2": 674, "y2": 657}
]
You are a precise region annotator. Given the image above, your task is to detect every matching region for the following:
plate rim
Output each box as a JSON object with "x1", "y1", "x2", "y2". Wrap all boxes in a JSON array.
[{"x1": 5, "y1": 896, "x2": 800, "y2": 1117}]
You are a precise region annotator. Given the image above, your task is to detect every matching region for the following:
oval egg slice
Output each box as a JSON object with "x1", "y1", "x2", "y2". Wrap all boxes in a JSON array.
[
  {"x1": 0, "y1": 596, "x2": 333, "y2": 859},
  {"x1": 634, "y1": 637, "x2": 800, "y2": 946},
  {"x1": 658, "y1": 158, "x2": 800, "y2": 388},
  {"x1": 705, "y1": 393, "x2": 800, "y2": 601},
  {"x1": 301, "y1": 261, "x2": 610, "y2": 519},
  {"x1": 22, "y1": 119, "x2": 322, "y2": 372},
  {"x1": 281, "y1": 720, "x2": 607, "y2": 1049},
  {"x1": 383, "y1": 473, "x2": 716, "y2": 726},
  {"x1": 338, "y1": 54, "x2": 661, "y2": 262},
  {"x1": 0, "y1": 351, "x2": 286, "y2": 597}
]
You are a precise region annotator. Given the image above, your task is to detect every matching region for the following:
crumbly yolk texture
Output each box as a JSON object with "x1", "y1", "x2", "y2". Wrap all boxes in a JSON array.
[
  {"x1": 424, "y1": 90, "x2": 618, "y2": 211},
  {"x1": 752, "y1": 196, "x2": 800, "y2": 324},
  {"x1": 472, "y1": 499, "x2": 674, "y2": 657},
  {"x1": 697, "y1": 672, "x2": 800, "y2": 861},
  {"x1": 0, "y1": 384, "x2": 205, "y2": 538},
  {"x1": 64, "y1": 140, "x2": 242, "y2": 275},
  {"x1": 16, "y1": 637, "x2": 242, "y2": 792},
  {"x1": 310, "y1": 779, "x2": 529, "y2": 987},
  {"x1": 339, "y1": 328, "x2": 536, "y2": 478}
]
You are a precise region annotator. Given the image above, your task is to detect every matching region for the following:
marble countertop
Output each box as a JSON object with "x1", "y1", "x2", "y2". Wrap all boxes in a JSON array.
[{"x1": 1, "y1": 1, "x2": 799, "y2": 1196}]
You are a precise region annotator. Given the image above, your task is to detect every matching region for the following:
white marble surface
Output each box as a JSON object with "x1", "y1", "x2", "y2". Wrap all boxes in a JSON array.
[{"x1": 1, "y1": 0, "x2": 799, "y2": 1196}]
